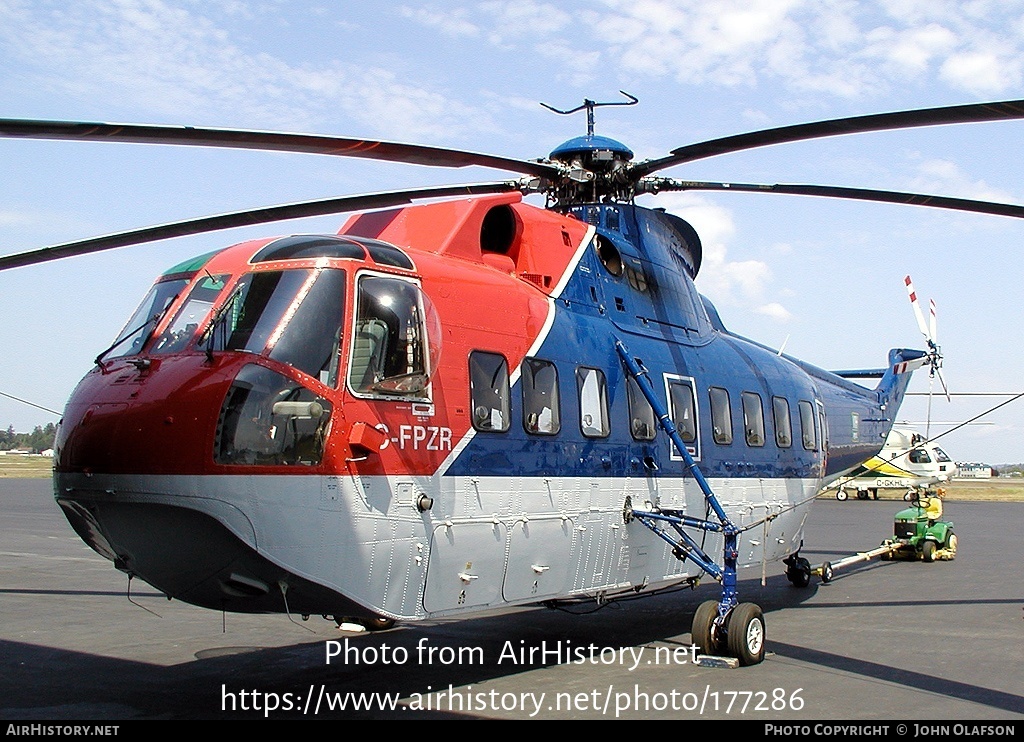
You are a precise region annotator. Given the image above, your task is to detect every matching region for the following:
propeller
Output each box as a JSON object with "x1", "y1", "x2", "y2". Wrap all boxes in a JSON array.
[
  {"x1": 0, "y1": 182, "x2": 519, "y2": 271},
  {"x1": 905, "y1": 274, "x2": 951, "y2": 437},
  {"x1": 4, "y1": 97, "x2": 1024, "y2": 270},
  {"x1": 0, "y1": 118, "x2": 562, "y2": 179},
  {"x1": 637, "y1": 180, "x2": 1024, "y2": 220},
  {"x1": 631, "y1": 98, "x2": 1024, "y2": 177}
]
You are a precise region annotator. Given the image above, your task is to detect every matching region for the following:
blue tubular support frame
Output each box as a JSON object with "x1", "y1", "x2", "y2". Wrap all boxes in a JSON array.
[{"x1": 615, "y1": 339, "x2": 741, "y2": 615}]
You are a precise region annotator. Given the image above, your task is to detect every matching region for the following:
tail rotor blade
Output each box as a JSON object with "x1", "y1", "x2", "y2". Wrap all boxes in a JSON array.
[
  {"x1": 929, "y1": 298, "x2": 938, "y2": 344},
  {"x1": 905, "y1": 275, "x2": 931, "y2": 342},
  {"x1": 936, "y1": 367, "x2": 951, "y2": 403}
]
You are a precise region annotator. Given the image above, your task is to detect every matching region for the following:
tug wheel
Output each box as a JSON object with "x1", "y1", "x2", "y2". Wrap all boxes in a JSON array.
[
  {"x1": 922, "y1": 540, "x2": 937, "y2": 563},
  {"x1": 820, "y1": 561, "x2": 834, "y2": 584},
  {"x1": 946, "y1": 532, "x2": 958, "y2": 554},
  {"x1": 726, "y1": 603, "x2": 766, "y2": 666},
  {"x1": 692, "y1": 600, "x2": 721, "y2": 656}
]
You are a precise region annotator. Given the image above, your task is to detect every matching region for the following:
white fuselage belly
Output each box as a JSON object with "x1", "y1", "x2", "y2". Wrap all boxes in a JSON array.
[{"x1": 56, "y1": 471, "x2": 818, "y2": 620}]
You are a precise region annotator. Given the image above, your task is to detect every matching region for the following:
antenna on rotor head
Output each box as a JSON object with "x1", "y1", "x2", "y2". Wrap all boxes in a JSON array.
[{"x1": 540, "y1": 91, "x2": 638, "y2": 136}]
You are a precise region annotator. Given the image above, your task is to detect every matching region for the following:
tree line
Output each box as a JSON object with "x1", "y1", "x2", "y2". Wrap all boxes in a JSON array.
[{"x1": 1, "y1": 423, "x2": 58, "y2": 453}]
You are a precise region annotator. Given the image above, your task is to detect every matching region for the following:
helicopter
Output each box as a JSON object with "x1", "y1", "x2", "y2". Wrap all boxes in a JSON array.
[
  {"x1": 822, "y1": 427, "x2": 956, "y2": 501},
  {"x1": 2, "y1": 93, "x2": 1023, "y2": 667}
]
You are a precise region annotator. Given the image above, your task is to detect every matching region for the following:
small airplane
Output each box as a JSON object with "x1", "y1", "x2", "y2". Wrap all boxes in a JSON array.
[
  {"x1": 3, "y1": 94, "x2": 1024, "y2": 666},
  {"x1": 822, "y1": 427, "x2": 957, "y2": 501}
]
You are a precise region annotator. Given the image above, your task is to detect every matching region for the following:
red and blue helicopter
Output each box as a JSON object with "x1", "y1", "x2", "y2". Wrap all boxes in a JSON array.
[{"x1": 1, "y1": 94, "x2": 1022, "y2": 665}]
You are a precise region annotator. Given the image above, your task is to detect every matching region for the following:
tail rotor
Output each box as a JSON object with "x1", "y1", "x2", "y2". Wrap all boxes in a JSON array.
[{"x1": 904, "y1": 275, "x2": 950, "y2": 436}]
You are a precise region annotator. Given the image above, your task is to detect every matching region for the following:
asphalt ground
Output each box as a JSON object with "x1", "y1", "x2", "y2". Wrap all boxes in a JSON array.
[{"x1": 1, "y1": 478, "x2": 1021, "y2": 721}]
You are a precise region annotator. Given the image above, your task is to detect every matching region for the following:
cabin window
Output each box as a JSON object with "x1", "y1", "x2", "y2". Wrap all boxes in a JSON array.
[
  {"x1": 577, "y1": 367, "x2": 610, "y2": 438},
  {"x1": 667, "y1": 378, "x2": 698, "y2": 451},
  {"x1": 773, "y1": 397, "x2": 793, "y2": 448},
  {"x1": 348, "y1": 274, "x2": 440, "y2": 398},
  {"x1": 626, "y1": 376, "x2": 656, "y2": 441},
  {"x1": 709, "y1": 387, "x2": 733, "y2": 445},
  {"x1": 470, "y1": 351, "x2": 510, "y2": 432},
  {"x1": 742, "y1": 392, "x2": 766, "y2": 447},
  {"x1": 104, "y1": 277, "x2": 191, "y2": 359},
  {"x1": 151, "y1": 273, "x2": 228, "y2": 355},
  {"x1": 522, "y1": 357, "x2": 560, "y2": 435},
  {"x1": 799, "y1": 400, "x2": 816, "y2": 450}
]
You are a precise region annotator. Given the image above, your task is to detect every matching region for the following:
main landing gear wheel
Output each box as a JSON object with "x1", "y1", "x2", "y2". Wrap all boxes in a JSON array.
[
  {"x1": 726, "y1": 603, "x2": 766, "y2": 666},
  {"x1": 362, "y1": 615, "x2": 397, "y2": 631},
  {"x1": 691, "y1": 600, "x2": 721, "y2": 656},
  {"x1": 337, "y1": 615, "x2": 397, "y2": 631}
]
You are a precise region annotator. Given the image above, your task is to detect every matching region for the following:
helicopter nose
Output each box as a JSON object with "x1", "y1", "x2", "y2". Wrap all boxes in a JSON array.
[{"x1": 55, "y1": 355, "x2": 235, "y2": 475}]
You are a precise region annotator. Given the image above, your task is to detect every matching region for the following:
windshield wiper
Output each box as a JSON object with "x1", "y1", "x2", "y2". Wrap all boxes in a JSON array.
[
  {"x1": 201, "y1": 282, "x2": 245, "y2": 361},
  {"x1": 94, "y1": 300, "x2": 177, "y2": 368}
]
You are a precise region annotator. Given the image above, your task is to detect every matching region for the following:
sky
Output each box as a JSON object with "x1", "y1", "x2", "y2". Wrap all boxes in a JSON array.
[{"x1": 1, "y1": 0, "x2": 1023, "y2": 463}]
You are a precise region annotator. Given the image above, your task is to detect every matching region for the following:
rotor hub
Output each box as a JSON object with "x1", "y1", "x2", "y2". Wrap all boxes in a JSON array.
[
  {"x1": 544, "y1": 135, "x2": 636, "y2": 206},
  {"x1": 549, "y1": 135, "x2": 634, "y2": 165}
]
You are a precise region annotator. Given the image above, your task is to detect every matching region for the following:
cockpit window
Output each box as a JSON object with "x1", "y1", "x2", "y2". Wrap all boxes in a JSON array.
[
  {"x1": 909, "y1": 448, "x2": 932, "y2": 464},
  {"x1": 348, "y1": 275, "x2": 440, "y2": 399},
  {"x1": 209, "y1": 268, "x2": 346, "y2": 385},
  {"x1": 215, "y1": 364, "x2": 331, "y2": 466},
  {"x1": 104, "y1": 278, "x2": 190, "y2": 360},
  {"x1": 151, "y1": 274, "x2": 228, "y2": 355}
]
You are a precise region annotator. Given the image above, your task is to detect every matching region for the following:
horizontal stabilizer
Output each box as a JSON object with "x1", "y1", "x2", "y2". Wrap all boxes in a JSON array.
[{"x1": 832, "y1": 368, "x2": 886, "y2": 379}]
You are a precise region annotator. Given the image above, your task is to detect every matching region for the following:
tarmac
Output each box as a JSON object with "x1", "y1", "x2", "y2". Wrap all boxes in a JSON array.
[{"x1": 1, "y1": 477, "x2": 1022, "y2": 721}]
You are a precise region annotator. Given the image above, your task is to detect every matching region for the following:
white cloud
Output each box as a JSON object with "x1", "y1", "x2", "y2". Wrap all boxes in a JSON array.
[
  {"x1": 0, "y1": 0, "x2": 490, "y2": 140},
  {"x1": 940, "y1": 51, "x2": 1023, "y2": 95},
  {"x1": 646, "y1": 192, "x2": 776, "y2": 308},
  {"x1": 399, "y1": 6, "x2": 480, "y2": 37},
  {"x1": 392, "y1": 1, "x2": 1024, "y2": 101},
  {"x1": 479, "y1": 0, "x2": 571, "y2": 41},
  {"x1": 756, "y1": 302, "x2": 794, "y2": 322},
  {"x1": 908, "y1": 158, "x2": 1019, "y2": 204}
]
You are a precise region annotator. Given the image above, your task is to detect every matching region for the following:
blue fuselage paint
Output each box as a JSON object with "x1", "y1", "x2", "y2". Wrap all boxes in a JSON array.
[{"x1": 447, "y1": 203, "x2": 919, "y2": 485}]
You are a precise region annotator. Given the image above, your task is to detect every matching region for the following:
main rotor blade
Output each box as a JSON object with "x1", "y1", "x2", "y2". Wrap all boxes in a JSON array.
[
  {"x1": 633, "y1": 99, "x2": 1024, "y2": 177},
  {"x1": 642, "y1": 179, "x2": 1024, "y2": 219},
  {"x1": 0, "y1": 118, "x2": 562, "y2": 179},
  {"x1": 0, "y1": 181, "x2": 519, "y2": 271}
]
